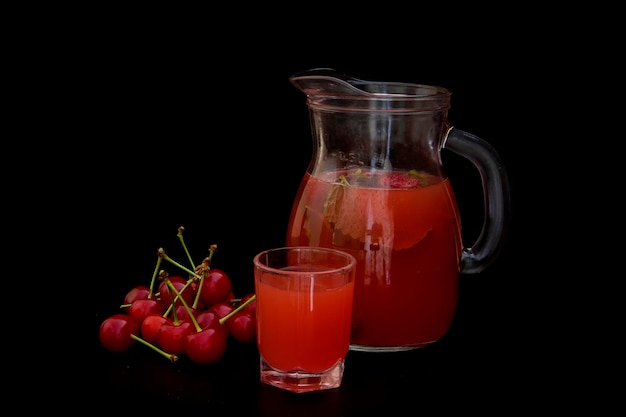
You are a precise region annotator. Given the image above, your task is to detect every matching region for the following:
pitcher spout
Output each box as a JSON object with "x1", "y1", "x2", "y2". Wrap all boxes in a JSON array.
[{"x1": 289, "y1": 67, "x2": 451, "y2": 111}]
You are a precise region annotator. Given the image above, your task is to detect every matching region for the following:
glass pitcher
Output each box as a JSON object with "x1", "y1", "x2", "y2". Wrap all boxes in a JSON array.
[{"x1": 285, "y1": 68, "x2": 511, "y2": 352}]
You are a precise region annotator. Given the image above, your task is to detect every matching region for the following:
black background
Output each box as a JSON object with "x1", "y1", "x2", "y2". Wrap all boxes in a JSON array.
[{"x1": 32, "y1": 14, "x2": 595, "y2": 415}]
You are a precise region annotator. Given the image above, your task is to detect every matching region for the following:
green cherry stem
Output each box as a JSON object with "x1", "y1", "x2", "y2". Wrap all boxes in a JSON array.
[
  {"x1": 219, "y1": 294, "x2": 256, "y2": 325},
  {"x1": 165, "y1": 277, "x2": 183, "y2": 325},
  {"x1": 158, "y1": 248, "x2": 203, "y2": 279},
  {"x1": 191, "y1": 244, "x2": 219, "y2": 309},
  {"x1": 206, "y1": 244, "x2": 217, "y2": 264},
  {"x1": 191, "y1": 271, "x2": 205, "y2": 310},
  {"x1": 159, "y1": 244, "x2": 202, "y2": 312},
  {"x1": 166, "y1": 279, "x2": 203, "y2": 332},
  {"x1": 163, "y1": 277, "x2": 196, "y2": 318},
  {"x1": 131, "y1": 334, "x2": 178, "y2": 363},
  {"x1": 148, "y1": 255, "x2": 163, "y2": 299},
  {"x1": 176, "y1": 226, "x2": 196, "y2": 272},
  {"x1": 118, "y1": 257, "x2": 163, "y2": 308}
]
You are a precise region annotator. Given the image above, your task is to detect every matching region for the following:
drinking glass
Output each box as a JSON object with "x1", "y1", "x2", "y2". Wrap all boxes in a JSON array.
[{"x1": 253, "y1": 246, "x2": 356, "y2": 393}]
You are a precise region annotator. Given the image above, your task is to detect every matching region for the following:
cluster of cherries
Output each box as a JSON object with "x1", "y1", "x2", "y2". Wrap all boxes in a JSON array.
[{"x1": 98, "y1": 227, "x2": 256, "y2": 365}]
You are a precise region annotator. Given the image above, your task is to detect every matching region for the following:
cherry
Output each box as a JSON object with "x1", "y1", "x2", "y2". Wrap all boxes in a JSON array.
[
  {"x1": 140, "y1": 313, "x2": 171, "y2": 345},
  {"x1": 194, "y1": 309, "x2": 229, "y2": 341},
  {"x1": 226, "y1": 312, "x2": 256, "y2": 344},
  {"x1": 210, "y1": 301, "x2": 235, "y2": 321},
  {"x1": 195, "y1": 309, "x2": 223, "y2": 330},
  {"x1": 222, "y1": 291, "x2": 236, "y2": 304},
  {"x1": 99, "y1": 313, "x2": 178, "y2": 363},
  {"x1": 99, "y1": 228, "x2": 258, "y2": 366},
  {"x1": 122, "y1": 285, "x2": 151, "y2": 312},
  {"x1": 100, "y1": 313, "x2": 139, "y2": 352},
  {"x1": 160, "y1": 273, "x2": 229, "y2": 365},
  {"x1": 158, "y1": 320, "x2": 193, "y2": 355},
  {"x1": 185, "y1": 326, "x2": 228, "y2": 365},
  {"x1": 237, "y1": 292, "x2": 257, "y2": 320},
  {"x1": 157, "y1": 277, "x2": 194, "y2": 354},
  {"x1": 158, "y1": 275, "x2": 193, "y2": 309},
  {"x1": 216, "y1": 294, "x2": 256, "y2": 344},
  {"x1": 128, "y1": 298, "x2": 166, "y2": 327},
  {"x1": 174, "y1": 303, "x2": 199, "y2": 322},
  {"x1": 198, "y1": 268, "x2": 232, "y2": 307}
]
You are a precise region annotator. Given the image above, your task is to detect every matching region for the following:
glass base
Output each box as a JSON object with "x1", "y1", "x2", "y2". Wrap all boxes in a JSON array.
[
  {"x1": 349, "y1": 341, "x2": 435, "y2": 352},
  {"x1": 259, "y1": 356, "x2": 345, "y2": 393}
]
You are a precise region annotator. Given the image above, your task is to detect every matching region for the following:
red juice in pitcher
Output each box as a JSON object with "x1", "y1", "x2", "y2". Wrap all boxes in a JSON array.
[{"x1": 286, "y1": 168, "x2": 463, "y2": 351}]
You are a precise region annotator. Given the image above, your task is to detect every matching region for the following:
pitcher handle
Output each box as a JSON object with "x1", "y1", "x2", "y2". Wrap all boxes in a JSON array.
[{"x1": 443, "y1": 127, "x2": 512, "y2": 274}]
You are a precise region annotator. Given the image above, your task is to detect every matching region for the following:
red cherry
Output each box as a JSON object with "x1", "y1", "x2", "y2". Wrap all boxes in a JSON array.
[
  {"x1": 99, "y1": 313, "x2": 139, "y2": 352},
  {"x1": 195, "y1": 309, "x2": 229, "y2": 337},
  {"x1": 140, "y1": 314, "x2": 171, "y2": 345},
  {"x1": 157, "y1": 320, "x2": 193, "y2": 355},
  {"x1": 227, "y1": 312, "x2": 256, "y2": 344},
  {"x1": 174, "y1": 304, "x2": 199, "y2": 322},
  {"x1": 238, "y1": 292, "x2": 257, "y2": 320},
  {"x1": 198, "y1": 268, "x2": 232, "y2": 307},
  {"x1": 195, "y1": 309, "x2": 220, "y2": 329},
  {"x1": 122, "y1": 285, "x2": 151, "y2": 312},
  {"x1": 158, "y1": 276, "x2": 194, "y2": 309},
  {"x1": 128, "y1": 299, "x2": 166, "y2": 327},
  {"x1": 210, "y1": 301, "x2": 235, "y2": 320},
  {"x1": 185, "y1": 326, "x2": 228, "y2": 365},
  {"x1": 210, "y1": 302, "x2": 236, "y2": 337},
  {"x1": 221, "y1": 291, "x2": 236, "y2": 304}
]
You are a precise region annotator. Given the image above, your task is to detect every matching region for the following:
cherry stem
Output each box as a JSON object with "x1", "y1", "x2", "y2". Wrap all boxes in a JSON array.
[
  {"x1": 177, "y1": 226, "x2": 195, "y2": 273},
  {"x1": 191, "y1": 244, "x2": 218, "y2": 309},
  {"x1": 163, "y1": 278, "x2": 195, "y2": 317},
  {"x1": 147, "y1": 256, "x2": 163, "y2": 299},
  {"x1": 219, "y1": 294, "x2": 256, "y2": 325},
  {"x1": 192, "y1": 272, "x2": 205, "y2": 310},
  {"x1": 165, "y1": 278, "x2": 182, "y2": 325},
  {"x1": 166, "y1": 279, "x2": 203, "y2": 332},
  {"x1": 158, "y1": 248, "x2": 202, "y2": 279},
  {"x1": 206, "y1": 244, "x2": 217, "y2": 263},
  {"x1": 130, "y1": 334, "x2": 178, "y2": 363}
]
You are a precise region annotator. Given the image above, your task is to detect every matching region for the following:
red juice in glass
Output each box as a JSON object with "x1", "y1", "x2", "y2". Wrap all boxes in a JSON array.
[
  {"x1": 255, "y1": 270, "x2": 355, "y2": 373},
  {"x1": 286, "y1": 168, "x2": 463, "y2": 351}
]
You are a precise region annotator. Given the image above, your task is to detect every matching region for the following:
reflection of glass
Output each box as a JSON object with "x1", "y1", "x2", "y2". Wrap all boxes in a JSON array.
[{"x1": 254, "y1": 246, "x2": 356, "y2": 393}]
